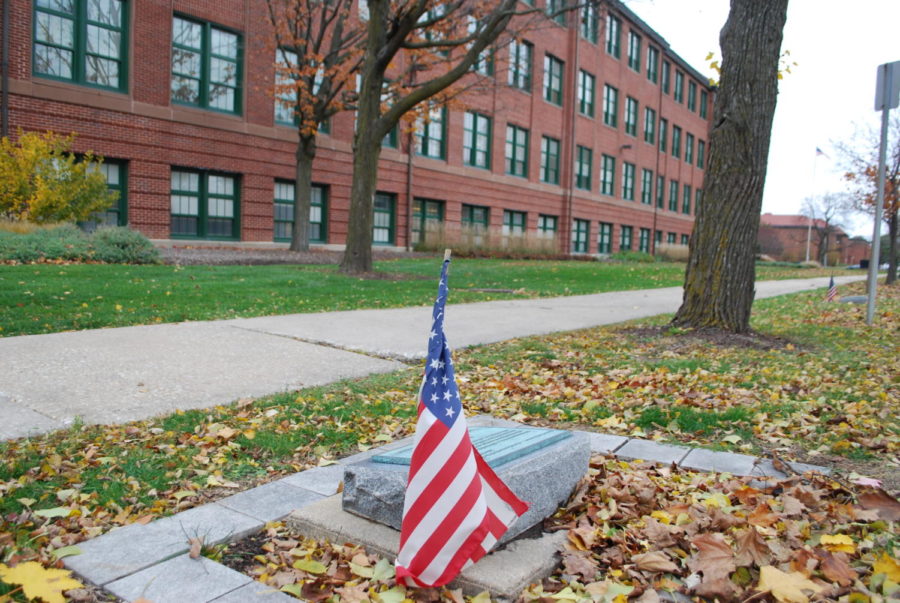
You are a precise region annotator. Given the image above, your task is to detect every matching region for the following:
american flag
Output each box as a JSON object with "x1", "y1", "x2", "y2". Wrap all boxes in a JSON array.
[
  {"x1": 826, "y1": 276, "x2": 837, "y2": 302},
  {"x1": 395, "y1": 257, "x2": 528, "y2": 587}
]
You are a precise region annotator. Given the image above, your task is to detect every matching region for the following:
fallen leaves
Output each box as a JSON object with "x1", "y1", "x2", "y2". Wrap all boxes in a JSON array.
[
  {"x1": 0, "y1": 561, "x2": 84, "y2": 603},
  {"x1": 756, "y1": 565, "x2": 824, "y2": 602}
]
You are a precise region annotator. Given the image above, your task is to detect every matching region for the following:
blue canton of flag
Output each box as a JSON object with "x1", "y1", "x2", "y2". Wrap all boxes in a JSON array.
[{"x1": 421, "y1": 260, "x2": 461, "y2": 428}]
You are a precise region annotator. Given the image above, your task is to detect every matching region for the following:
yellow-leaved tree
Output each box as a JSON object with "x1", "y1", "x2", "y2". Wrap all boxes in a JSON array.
[{"x1": 0, "y1": 130, "x2": 117, "y2": 224}]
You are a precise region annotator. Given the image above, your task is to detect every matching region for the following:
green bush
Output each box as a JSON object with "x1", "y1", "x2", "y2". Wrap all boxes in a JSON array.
[
  {"x1": 0, "y1": 225, "x2": 159, "y2": 264},
  {"x1": 609, "y1": 250, "x2": 656, "y2": 263},
  {"x1": 91, "y1": 227, "x2": 159, "y2": 264}
]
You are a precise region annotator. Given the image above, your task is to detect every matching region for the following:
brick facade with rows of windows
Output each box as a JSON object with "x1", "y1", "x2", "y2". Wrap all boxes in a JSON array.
[{"x1": 6, "y1": 0, "x2": 713, "y2": 254}]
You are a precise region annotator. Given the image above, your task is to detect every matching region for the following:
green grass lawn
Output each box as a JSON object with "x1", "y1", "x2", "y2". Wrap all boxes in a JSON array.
[{"x1": 0, "y1": 258, "x2": 857, "y2": 337}]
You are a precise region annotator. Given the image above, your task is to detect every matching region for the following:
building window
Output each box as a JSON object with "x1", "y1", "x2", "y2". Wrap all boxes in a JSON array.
[
  {"x1": 572, "y1": 218, "x2": 589, "y2": 253},
  {"x1": 412, "y1": 198, "x2": 445, "y2": 245},
  {"x1": 672, "y1": 125, "x2": 682, "y2": 158},
  {"x1": 82, "y1": 160, "x2": 127, "y2": 231},
  {"x1": 673, "y1": 70, "x2": 684, "y2": 103},
  {"x1": 581, "y1": 4, "x2": 598, "y2": 43},
  {"x1": 668, "y1": 179, "x2": 679, "y2": 212},
  {"x1": 577, "y1": 69, "x2": 595, "y2": 117},
  {"x1": 640, "y1": 168, "x2": 653, "y2": 205},
  {"x1": 697, "y1": 139, "x2": 706, "y2": 169},
  {"x1": 382, "y1": 125, "x2": 398, "y2": 148},
  {"x1": 463, "y1": 112, "x2": 492, "y2": 169},
  {"x1": 683, "y1": 184, "x2": 692, "y2": 215},
  {"x1": 681, "y1": 234, "x2": 689, "y2": 245},
  {"x1": 605, "y1": 14, "x2": 621, "y2": 58},
  {"x1": 461, "y1": 204, "x2": 489, "y2": 246},
  {"x1": 622, "y1": 162, "x2": 635, "y2": 201},
  {"x1": 687, "y1": 80, "x2": 697, "y2": 112},
  {"x1": 603, "y1": 84, "x2": 618, "y2": 127},
  {"x1": 700, "y1": 90, "x2": 709, "y2": 118},
  {"x1": 655, "y1": 230, "x2": 662, "y2": 246},
  {"x1": 685, "y1": 133, "x2": 694, "y2": 164},
  {"x1": 467, "y1": 16, "x2": 493, "y2": 75},
  {"x1": 373, "y1": 192, "x2": 395, "y2": 245},
  {"x1": 171, "y1": 16, "x2": 241, "y2": 113},
  {"x1": 597, "y1": 222, "x2": 612, "y2": 253},
  {"x1": 546, "y1": 0, "x2": 567, "y2": 25},
  {"x1": 508, "y1": 39, "x2": 533, "y2": 91},
  {"x1": 505, "y1": 124, "x2": 529, "y2": 177},
  {"x1": 662, "y1": 60, "x2": 670, "y2": 94},
  {"x1": 273, "y1": 181, "x2": 327, "y2": 243},
  {"x1": 620, "y1": 225, "x2": 633, "y2": 251},
  {"x1": 624, "y1": 96, "x2": 638, "y2": 136},
  {"x1": 656, "y1": 174, "x2": 664, "y2": 208},
  {"x1": 659, "y1": 118, "x2": 667, "y2": 153},
  {"x1": 643, "y1": 107, "x2": 656, "y2": 144},
  {"x1": 503, "y1": 209, "x2": 526, "y2": 238},
  {"x1": 170, "y1": 169, "x2": 239, "y2": 239},
  {"x1": 575, "y1": 145, "x2": 592, "y2": 190},
  {"x1": 543, "y1": 54, "x2": 564, "y2": 105},
  {"x1": 627, "y1": 31, "x2": 641, "y2": 72},
  {"x1": 646, "y1": 46, "x2": 659, "y2": 83},
  {"x1": 667, "y1": 232, "x2": 676, "y2": 244},
  {"x1": 695, "y1": 188, "x2": 703, "y2": 214},
  {"x1": 275, "y1": 48, "x2": 302, "y2": 125},
  {"x1": 415, "y1": 106, "x2": 446, "y2": 159},
  {"x1": 33, "y1": 0, "x2": 128, "y2": 91},
  {"x1": 639, "y1": 227, "x2": 650, "y2": 253},
  {"x1": 538, "y1": 214, "x2": 558, "y2": 239},
  {"x1": 600, "y1": 154, "x2": 615, "y2": 196},
  {"x1": 540, "y1": 136, "x2": 561, "y2": 185}
]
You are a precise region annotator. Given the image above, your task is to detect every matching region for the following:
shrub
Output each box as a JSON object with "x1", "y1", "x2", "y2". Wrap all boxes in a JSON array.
[
  {"x1": 609, "y1": 250, "x2": 656, "y2": 263},
  {"x1": 0, "y1": 225, "x2": 159, "y2": 264},
  {"x1": 91, "y1": 227, "x2": 160, "y2": 264}
]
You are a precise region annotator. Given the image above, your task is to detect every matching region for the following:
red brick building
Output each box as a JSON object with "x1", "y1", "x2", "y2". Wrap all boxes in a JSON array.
[
  {"x1": 758, "y1": 213, "x2": 871, "y2": 266},
  {"x1": 5, "y1": 0, "x2": 712, "y2": 253}
]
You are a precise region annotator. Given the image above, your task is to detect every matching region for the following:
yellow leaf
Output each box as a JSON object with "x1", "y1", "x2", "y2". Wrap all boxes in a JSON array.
[
  {"x1": 873, "y1": 553, "x2": 900, "y2": 582},
  {"x1": 293, "y1": 559, "x2": 327, "y2": 574},
  {"x1": 650, "y1": 510, "x2": 672, "y2": 524},
  {"x1": 0, "y1": 562, "x2": 84, "y2": 603},
  {"x1": 820, "y1": 534, "x2": 855, "y2": 554},
  {"x1": 756, "y1": 565, "x2": 823, "y2": 603}
]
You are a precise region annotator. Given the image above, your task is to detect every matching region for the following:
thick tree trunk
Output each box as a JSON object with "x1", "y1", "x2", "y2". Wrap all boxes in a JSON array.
[
  {"x1": 887, "y1": 211, "x2": 898, "y2": 284},
  {"x1": 290, "y1": 136, "x2": 316, "y2": 252},
  {"x1": 673, "y1": 0, "x2": 788, "y2": 333}
]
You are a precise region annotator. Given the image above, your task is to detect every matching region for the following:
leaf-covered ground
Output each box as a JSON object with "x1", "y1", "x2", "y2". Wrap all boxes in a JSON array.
[{"x1": 0, "y1": 282, "x2": 897, "y2": 601}]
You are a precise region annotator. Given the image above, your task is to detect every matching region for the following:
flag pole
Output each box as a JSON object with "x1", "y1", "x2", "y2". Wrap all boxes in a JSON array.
[{"x1": 444, "y1": 248, "x2": 452, "y2": 261}]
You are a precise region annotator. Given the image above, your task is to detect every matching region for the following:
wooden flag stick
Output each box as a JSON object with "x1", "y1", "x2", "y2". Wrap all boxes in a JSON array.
[{"x1": 444, "y1": 249, "x2": 452, "y2": 261}]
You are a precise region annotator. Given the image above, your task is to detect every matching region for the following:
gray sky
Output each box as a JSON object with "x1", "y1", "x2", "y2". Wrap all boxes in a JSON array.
[{"x1": 624, "y1": 0, "x2": 900, "y2": 237}]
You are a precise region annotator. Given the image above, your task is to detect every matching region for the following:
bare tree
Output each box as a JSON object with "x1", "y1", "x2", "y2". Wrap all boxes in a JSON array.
[
  {"x1": 801, "y1": 193, "x2": 849, "y2": 265},
  {"x1": 672, "y1": 0, "x2": 788, "y2": 332}
]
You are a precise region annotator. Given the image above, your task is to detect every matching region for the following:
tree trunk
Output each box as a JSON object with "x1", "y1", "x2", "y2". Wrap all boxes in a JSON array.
[
  {"x1": 887, "y1": 210, "x2": 898, "y2": 284},
  {"x1": 672, "y1": 0, "x2": 788, "y2": 333},
  {"x1": 290, "y1": 135, "x2": 316, "y2": 252}
]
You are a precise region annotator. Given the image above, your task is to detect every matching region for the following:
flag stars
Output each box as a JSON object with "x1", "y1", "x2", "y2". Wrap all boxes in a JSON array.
[
  {"x1": 429, "y1": 358, "x2": 441, "y2": 370},
  {"x1": 445, "y1": 406, "x2": 455, "y2": 418},
  {"x1": 431, "y1": 377, "x2": 438, "y2": 386},
  {"x1": 441, "y1": 375, "x2": 449, "y2": 385},
  {"x1": 430, "y1": 393, "x2": 438, "y2": 403},
  {"x1": 429, "y1": 329, "x2": 437, "y2": 340},
  {"x1": 443, "y1": 390, "x2": 452, "y2": 401}
]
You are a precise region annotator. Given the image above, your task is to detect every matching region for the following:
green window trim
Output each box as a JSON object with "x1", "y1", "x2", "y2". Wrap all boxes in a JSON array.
[
  {"x1": 646, "y1": 46, "x2": 659, "y2": 83},
  {"x1": 668, "y1": 179, "x2": 679, "y2": 212},
  {"x1": 372, "y1": 192, "x2": 395, "y2": 245},
  {"x1": 33, "y1": 0, "x2": 129, "y2": 92},
  {"x1": 546, "y1": 0, "x2": 567, "y2": 26},
  {"x1": 672, "y1": 125, "x2": 682, "y2": 158},
  {"x1": 605, "y1": 14, "x2": 621, "y2": 58},
  {"x1": 382, "y1": 125, "x2": 399, "y2": 148},
  {"x1": 603, "y1": 84, "x2": 618, "y2": 127},
  {"x1": 572, "y1": 218, "x2": 589, "y2": 253},
  {"x1": 627, "y1": 31, "x2": 641, "y2": 72},
  {"x1": 508, "y1": 39, "x2": 533, "y2": 91},
  {"x1": 673, "y1": 70, "x2": 684, "y2": 103},
  {"x1": 273, "y1": 180, "x2": 327, "y2": 243},
  {"x1": 540, "y1": 136, "x2": 561, "y2": 185},
  {"x1": 412, "y1": 198, "x2": 445, "y2": 245},
  {"x1": 681, "y1": 234, "x2": 690, "y2": 246},
  {"x1": 575, "y1": 145, "x2": 592, "y2": 190},
  {"x1": 82, "y1": 159, "x2": 127, "y2": 231},
  {"x1": 600, "y1": 154, "x2": 615, "y2": 196},
  {"x1": 505, "y1": 124, "x2": 529, "y2": 177},
  {"x1": 462, "y1": 204, "x2": 489, "y2": 230},
  {"x1": 654, "y1": 230, "x2": 662, "y2": 245},
  {"x1": 538, "y1": 214, "x2": 558, "y2": 238},
  {"x1": 171, "y1": 15, "x2": 242, "y2": 114},
  {"x1": 662, "y1": 60, "x2": 670, "y2": 94},
  {"x1": 502, "y1": 209, "x2": 526, "y2": 237},
  {"x1": 656, "y1": 174, "x2": 664, "y2": 208},
  {"x1": 415, "y1": 106, "x2": 447, "y2": 159},
  {"x1": 597, "y1": 221, "x2": 612, "y2": 254},
  {"x1": 581, "y1": 4, "x2": 598, "y2": 43},
  {"x1": 659, "y1": 118, "x2": 667, "y2": 153},
  {"x1": 622, "y1": 162, "x2": 635, "y2": 201},
  {"x1": 685, "y1": 133, "x2": 694, "y2": 164},
  {"x1": 688, "y1": 80, "x2": 697, "y2": 112},
  {"x1": 543, "y1": 54, "x2": 564, "y2": 106},
  {"x1": 640, "y1": 168, "x2": 653, "y2": 205},
  {"x1": 463, "y1": 112, "x2": 492, "y2": 169},
  {"x1": 639, "y1": 227, "x2": 650, "y2": 253},
  {"x1": 682, "y1": 184, "x2": 692, "y2": 215},
  {"x1": 619, "y1": 225, "x2": 633, "y2": 251},
  {"x1": 624, "y1": 96, "x2": 638, "y2": 136},
  {"x1": 700, "y1": 90, "x2": 709, "y2": 119},
  {"x1": 643, "y1": 107, "x2": 656, "y2": 144},
  {"x1": 667, "y1": 232, "x2": 676, "y2": 244},
  {"x1": 170, "y1": 169, "x2": 240, "y2": 240},
  {"x1": 697, "y1": 139, "x2": 706, "y2": 169},
  {"x1": 695, "y1": 189, "x2": 703, "y2": 214},
  {"x1": 578, "y1": 69, "x2": 595, "y2": 117}
]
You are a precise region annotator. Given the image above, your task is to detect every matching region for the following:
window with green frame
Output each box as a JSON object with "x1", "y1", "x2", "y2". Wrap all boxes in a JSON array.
[
  {"x1": 171, "y1": 169, "x2": 239, "y2": 239},
  {"x1": 581, "y1": 4, "x2": 598, "y2": 43},
  {"x1": 412, "y1": 198, "x2": 444, "y2": 245},
  {"x1": 546, "y1": 0, "x2": 567, "y2": 25},
  {"x1": 543, "y1": 54, "x2": 564, "y2": 105},
  {"x1": 372, "y1": 192, "x2": 395, "y2": 245},
  {"x1": 667, "y1": 232, "x2": 676, "y2": 244},
  {"x1": 673, "y1": 70, "x2": 684, "y2": 103},
  {"x1": 643, "y1": 107, "x2": 655, "y2": 144},
  {"x1": 502, "y1": 209, "x2": 526, "y2": 240},
  {"x1": 661, "y1": 60, "x2": 670, "y2": 94},
  {"x1": 624, "y1": 96, "x2": 638, "y2": 136},
  {"x1": 681, "y1": 234, "x2": 689, "y2": 245},
  {"x1": 461, "y1": 204, "x2": 489, "y2": 245},
  {"x1": 575, "y1": 145, "x2": 592, "y2": 190},
  {"x1": 508, "y1": 39, "x2": 532, "y2": 91},
  {"x1": 654, "y1": 230, "x2": 662, "y2": 246},
  {"x1": 602, "y1": 84, "x2": 618, "y2": 127},
  {"x1": 273, "y1": 48, "x2": 329, "y2": 134},
  {"x1": 627, "y1": 31, "x2": 641, "y2": 72},
  {"x1": 600, "y1": 154, "x2": 615, "y2": 196},
  {"x1": 622, "y1": 162, "x2": 635, "y2": 200},
  {"x1": 640, "y1": 168, "x2": 653, "y2": 205},
  {"x1": 695, "y1": 188, "x2": 703, "y2": 214},
  {"x1": 33, "y1": 0, "x2": 128, "y2": 91},
  {"x1": 382, "y1": 125, "x2": 398, "y2": 148},
  {"x1": 656, "y1": 174, "x2": 664, "y2": 208},
  {"x1": 687, "y1": 80, "x2": 697, "y2": 112},
  {"x1": 672, "y1": 125, "x2": 682, "y2": 158},
  {"x1": 463, "y1": 112, "x2": 491, "y2": 169},
  {"x1": 697, "y1": 139, "x2": 706, "y2": 169},
  {"x1": 540, "y1": 136, "x2": 560, "y2": 185},
  {"x1": 272, "y1": 181, "x2": 327, "y2": 243},
  {"x1": 646, "y1": 46, "x2": 659, "y2": 83},
  {"x1": 82, "y1": 159, "x2": 127, "y2": 231},
  {"x1": 171, "y1": 16, "x2": 241, "y2": 114},
  {"x1": 466, "y1": 16, "x2": 493, "y2": 75},
  {"x1": 505, "y1": 124, "x2": 529, "y2": 177},
  {"x1": 700, "y1": 90, "x2": 709, "y2": 118},
  {"x1": 659, "y1": 118, "x2": 667, "y2": 152},
  {"x1": 668, "y1": 179, "x2": 679, "y2": 212},
  {"x1": 597, "y1": 222, "x2": 612, "y2": 253},
  {"x1": 605, "y1": 14, "x2": 621, "y2": 58},
  {"x1": 415, "y1": 106, "x2": 446, "y2": 159},
  {"x1": 577, "y1": 69, "x2": 595, "y2": 117},
  {"x1": 538, "y1": 214, "x2": 558, "y2": 239},
  {"x1": 639, "y1": 227, "x2": 650, "y2": 252},
  {"x1": 685, "y1": 133, "x2": 694, "y2": 164},
  {"x1": 572, "y1": 218, "x2": 589, "y2": 253},
  {"x1": 682, "y1": 184, "x2": 692, "y2": 214},
  {"x1": 619, "y1": 225, "x2": 633, "y2": 251}
]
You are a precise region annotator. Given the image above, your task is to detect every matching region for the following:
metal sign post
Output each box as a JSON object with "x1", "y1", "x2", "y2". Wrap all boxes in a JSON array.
[{"x1": 867, "y1": 60, "x2": 900, "y2": 325}]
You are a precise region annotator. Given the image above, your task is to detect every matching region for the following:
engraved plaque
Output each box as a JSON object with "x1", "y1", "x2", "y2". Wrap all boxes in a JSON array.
[{"x1": 371, "y1": 426, "x2": 572, "y2": 468}]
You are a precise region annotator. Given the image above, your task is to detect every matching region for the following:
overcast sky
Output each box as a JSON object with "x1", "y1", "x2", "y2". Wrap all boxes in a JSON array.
[{"x1": 623, "y1": 0, "x2": 900, "y2": 237}]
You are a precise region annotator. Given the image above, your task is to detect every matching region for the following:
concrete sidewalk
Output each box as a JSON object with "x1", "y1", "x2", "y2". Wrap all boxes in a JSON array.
[{"x1": 0, "y1": 276, "x2": 864, "y2": 440}]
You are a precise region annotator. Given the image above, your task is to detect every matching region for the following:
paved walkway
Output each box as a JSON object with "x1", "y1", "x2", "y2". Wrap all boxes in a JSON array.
[{"x1": 1, "y1": 275, "x2": 864, "y2": 440}]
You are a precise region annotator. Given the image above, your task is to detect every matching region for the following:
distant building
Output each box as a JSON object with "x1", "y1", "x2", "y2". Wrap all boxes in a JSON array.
[
  {"x1": 6, "y1": 0, "x2": 712, "y2": 253},
  {"x1": 758, "y1": 213, "x2": 870, "y2": 265}
]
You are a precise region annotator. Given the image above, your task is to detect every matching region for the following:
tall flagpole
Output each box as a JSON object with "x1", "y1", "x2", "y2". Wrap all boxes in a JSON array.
[{"x1": 805, "y1": 150, "x2": 820, "y2": 262}]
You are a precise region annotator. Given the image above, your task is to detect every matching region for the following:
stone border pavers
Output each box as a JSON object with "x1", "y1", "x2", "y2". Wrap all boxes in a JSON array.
[{"x1": 64, "y1": 423, "x2": 830, "y2": 603}]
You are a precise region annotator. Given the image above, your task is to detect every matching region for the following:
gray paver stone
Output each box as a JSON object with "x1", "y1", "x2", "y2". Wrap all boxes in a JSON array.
[
  {"x1": 105, "y1": 554, "x2": 250, "y2": 603},
  {"x1": 217, "y1": 480, "x2": 324, "y2": 522},
  {"x1": 583, "y1": 432, "x2": 629, "y2": 454},
  {"x1": 281, "y1": 464, "x2": 347, "y2": 496},
  {"x1": 615, "y1": 439, "x2": 691, "y2": 465},
  {"x1": 152, "y1": 502, "x2": 263, "y2": 545},
  {"x1": 679, "y1": 449, "x2": 761, "y2": 475},
  {"x1": 209, "y1": 582, "x2": 298, "y2": 602},
  {"x1": 751, "y1": 458, "x2": 831, "y2": 478}
]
